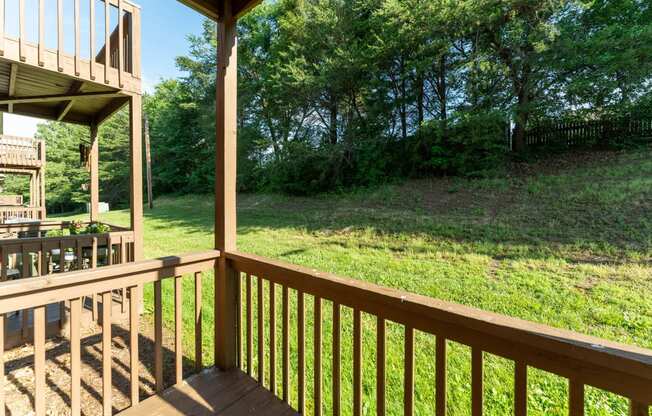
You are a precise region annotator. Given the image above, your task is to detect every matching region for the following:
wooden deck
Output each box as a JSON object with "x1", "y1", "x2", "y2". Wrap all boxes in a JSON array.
[{"x1": 119, "y1": 368, "x2": 298, "y2": 416}]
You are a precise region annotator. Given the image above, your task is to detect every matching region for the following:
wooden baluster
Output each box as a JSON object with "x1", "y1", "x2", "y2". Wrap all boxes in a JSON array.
[
  {"x1": 70, "y1": 298, "x2": 82, "y2": 416},
  {"x1": 436, "y1": 337, "x2": 447, "y2": 416},
  {"x1": 104, "y1": 0, "x2": 110, "y2": 83},
  {"x1": 569, "y1": 381, "x2": 584, "y2": 416},
  {"x1": 0, "y1": 0, "x2": 5, "y2": 56},
  {"x1": 129, "y1": 286, "x2": 139, "y2": 406},
  {"x1": 74, "y1": 0, "x2": 80, "y2": 74},
  {"x1": 92, "y1": 237, "x2": 98, "y2": 268},
  {"x1": 245, "y1": 273, "x2": 252, "y2": 376},
  {"x1": 515, "y1": 362, "x2": 527, "y2": 416},
  {"x1": 195, "y1": 271, "x2": 203, "y2": 372},
  {"x1": 404, "y1": 326, "x2": 414, "y2": 416},
  {"x1": 34, "y1": 305, "x2": 46, "y2": 416},
  {"x1": 0, "y1": 313, "x2": 4, "y2": 416},
  {"x1": 175, "y1": 276, "x2": 183, "y2": 384},
  {"x1": 90, "y1": 0, "x2": 95, "y2": 79},
  {"x1": 57, "y1": 0, "x2": 63, "y2": 71},
  {"x1": 118, "y1": 0, "x2": 124, "y2": 87},
  {"x1": 76, "y1": 240, "x2": 83, "y2": 270},
  {"x1": 257, "y1": 276, "x2": 265, "y2": 385},
  {"x1": 314, "y1": 296, "x2": 322, "y2": 416},
  {"x1": 630, "y1": 401, "x2": 649, "y2": 416},
  {"x1": 102, "y1": 292, "x2": 112, "y2": 416},
  {"x1": 121, "y1": 238, "x2": 127, "y2": 314},
  {"x1": 353, "y1": 309, "x2": 362, "y2": 416},
  {"x1": 377, "y1": 316, "x2": 386, "y2": 416},
  {"x1": 107, "y1": 237, "x2": 113, "y2": 265},
  {"x1": 332, "y1": 303, "x2": 341, "y2": 416},
  {"x1": 59, "y1": 240, "x2": 65, "y2": 272},
  {"x1": 38, "y1": 0, "x2": 44, "y2": 65},
  {"x1": 154, "y1": 280, "x2": 163, "y2": 392},
  {"x1": 472, "y1": 349, "x2": 483, "y2": 416},
  {"x1": 282, "y1": 285, "x2": 290, "y2": 403},
  {"x1": 298, "y1": 290, "x2": 305, "y2": 414},
  {"x1": 18, "y1": 0, "x2": 24, "y2": 61},
  {"x1": 36, "y1": 248, "x2": 42, "y2": 276},
  {"x1": 269, "y1": 281, "x2": 276, "y2": 395},
  {"x1": 0, "y1": 246, "x2": 5, "y2": 281},
  {"x1": 21, "y1": 246, "x2": 29, "y2": 278},
  {"x1": 40, "y1": 242, "x2": 47, "y2": 275},
  {"x1": 236, "y1": 271, "x2": 242, "y2": 369}
]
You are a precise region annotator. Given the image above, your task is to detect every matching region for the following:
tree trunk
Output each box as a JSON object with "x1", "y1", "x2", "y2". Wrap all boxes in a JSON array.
[
  {"x1": 438, "y1": 53, "x2": 448, "y2": 142},
  {"x1": 400, "y1": 57, "x2": 407, "y2": 140},
  {"x1": 416, "y1": 74, "x2": 424, "y2": 128},
  {"x1": 329, "y1": 94, "x2": 338, "y2": 145},
  {"x1": 512, "y1": 87, "x2": 530, "y2": 152}
]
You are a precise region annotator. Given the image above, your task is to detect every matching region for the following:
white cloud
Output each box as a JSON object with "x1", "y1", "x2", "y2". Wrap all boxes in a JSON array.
[{"x1": 3, "y1": 113, "x2": 41, "y2": 137}]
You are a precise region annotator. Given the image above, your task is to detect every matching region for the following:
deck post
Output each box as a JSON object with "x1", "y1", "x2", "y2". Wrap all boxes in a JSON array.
[
  {"x1": 90, "y1": 124, "x2": 99, "y2": 222},
  {"x1": 129, "y1": 95, "x2": 143, "y2": 261},
  {"x1": 215, "y1": 0, "x2": 239, "y2": 371}
]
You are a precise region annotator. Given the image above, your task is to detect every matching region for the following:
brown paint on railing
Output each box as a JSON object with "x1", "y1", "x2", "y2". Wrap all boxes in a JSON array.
[
  {"x1": 514, "y1": 362, "x2": 527, "y2": 416},
  {"x1": 34, "y1": 305, "x2": 46, "y2": 416},
  {"x1": 404, "y1": 325, "x2": 414, "y2": 416},
  {"x1": 154, "y1": 280, "x2": 163, "y2": 393},
  {"x1": 101, "y1": 291, "x2": 112, "y2": 416},
  {"x1": 195, "y1": 272, "x2": 203, "y2": 372},
  {"x1": 297, "y1": 290, "x2": 305, "y2": 414},
  {"x1": 257, "y1": 275, "x2": 265, "y2": 386},
  {"x1": 270, "y1": 281, "x2": 277, "y2": 395},
  {"x1": 0, "y1": 314, "x2": 4, "y2": 416},
  {"x1": 353, "y1": 308, "x2": 362, "y2": 416},
  {"x1": 569, "y1": 381, "x2": 584, "y2": 416},
  {"x1": 472, "y1": 348, "x2": 483, "y2": 416},
  {"x1": 377, "y1": 316, "x2": 386, "y2": 416},
  {"x1": 282, "y1": 284, "x2": 290, "y2": 403},
  {"x1": 70, "y1": 297, "x2": 82, "y2": 416},
  {"x1": 332, "y1": 302, "x2": 341, "y2": 416},
  {"x1": 436, "y1": 337, "x2": 446, "y2": 416},
  {"x1": 175, "y1": 275, "x2": 183, "y2": 385},
  {"x1": 129, "y1": 285, "x2": 139, "y2": 406},
  {"x1": 314, "y1": 296, "x2": 322, "y2": 416},
  {"x1": 245, "y1": 273, "x2": 252, "y2": 376}
]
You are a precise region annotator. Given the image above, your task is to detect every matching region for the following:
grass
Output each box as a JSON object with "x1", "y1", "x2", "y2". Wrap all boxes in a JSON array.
[{"x1": 59, "y1": 148, "x2": 652, "y2": 415}]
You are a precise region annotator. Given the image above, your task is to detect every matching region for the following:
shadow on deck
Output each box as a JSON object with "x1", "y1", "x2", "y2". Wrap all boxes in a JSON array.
[{"x1": 119, "y1": 369, "x2": 297, "y2": 416}]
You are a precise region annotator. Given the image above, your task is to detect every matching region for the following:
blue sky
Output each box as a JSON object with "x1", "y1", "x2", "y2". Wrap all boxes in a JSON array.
[{"x1": 5, "y1": 0, "x2": 208, "y2": 136}]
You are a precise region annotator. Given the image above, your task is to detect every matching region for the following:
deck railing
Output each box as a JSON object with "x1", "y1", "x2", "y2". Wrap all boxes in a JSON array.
[
  {"x1": 228, "y1": 251, "x2": 652, "y2": 416},
  {"x1": 0, "y1": 135, "x2": 44, "y2": 167},
  {"x1": 0, "y1": 0, "x2": 141, "y2": 92},
  {"x1": 0, "y1": 206, "x2": 45, "y2": 223},
  {"x1": 0, "y1": 249, "x2": 649, "y2": 415},
  {"x1": 0, "y1": 250, "x2": 219, "y2": 416}
]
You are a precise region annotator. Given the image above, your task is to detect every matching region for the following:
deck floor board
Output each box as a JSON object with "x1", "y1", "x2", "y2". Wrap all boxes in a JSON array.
[{"x1": 119, "y1": 368, "x2": 298, "y2": 416}]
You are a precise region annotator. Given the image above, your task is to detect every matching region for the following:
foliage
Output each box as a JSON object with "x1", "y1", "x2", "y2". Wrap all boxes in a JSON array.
[
  {"x1": 31, "y1": 0, "x2": 652, "y2": 201},
  {"x1": 68, "y1": 220, "x2": 85, "y2": 235},
  {"x1": 85, "y1": 222, "x2": 111, "y2": 234}
]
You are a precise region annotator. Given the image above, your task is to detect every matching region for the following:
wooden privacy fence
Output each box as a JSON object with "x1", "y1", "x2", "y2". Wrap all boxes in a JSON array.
[
  {"x1": 228, "y1": 251, "x2": 652, "y2": 416},
  {"x1": 521, "y1": 118, "x2": 652, "y2": 149},
  {"x1": 0, "y1": 250, "x2": 219, "y2": 416}
]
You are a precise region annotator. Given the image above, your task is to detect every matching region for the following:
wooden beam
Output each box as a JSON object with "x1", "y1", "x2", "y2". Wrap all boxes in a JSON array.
[
  {"x1": 0, "y1": 91, "x2": 123, "y2": 106},
  {"x1": 8, "y1": 64, "x2": 17, "y2": 113},
  {"x1": 57, "y1": 81, "x2": 85, "y2": 122},
  {"x1": 90, "y1": 124, "x2": 99, "y2": 222},
  {"x1": 177, "y1": 0, "x2": 219, "y2": 20},
  {"x1": 95, "y1": 97, "x2": 129, "y2": 126},
  {"x1": 215, "y1": 0, "x2": 238, "y2": 371},
  {"x1": 129, "y1": 93, "x2": 143, "y2": 261}
]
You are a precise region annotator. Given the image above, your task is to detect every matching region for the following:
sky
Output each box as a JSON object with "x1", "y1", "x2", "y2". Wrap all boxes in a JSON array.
[{"x1": 4, "y1": 0, "x2": 207, "y2": 136}]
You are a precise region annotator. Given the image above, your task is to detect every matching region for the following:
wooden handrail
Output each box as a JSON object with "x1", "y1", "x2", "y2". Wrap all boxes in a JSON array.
[
  {"x1": 227, "y1": 250, "x2": 652, "y2": 410},
  {"x1": 0, "y1": 249, "x2": 218, "y2": 416}
]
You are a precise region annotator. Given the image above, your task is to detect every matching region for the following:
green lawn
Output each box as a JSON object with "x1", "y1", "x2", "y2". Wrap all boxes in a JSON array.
[{"x1": 61, "y1": 148, "x2": 652, "y2": 415}]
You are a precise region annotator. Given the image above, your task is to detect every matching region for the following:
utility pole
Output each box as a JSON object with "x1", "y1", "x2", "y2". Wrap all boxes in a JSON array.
[{"x1": 144, "y1": 115, "x2": 153, "y2": 209}]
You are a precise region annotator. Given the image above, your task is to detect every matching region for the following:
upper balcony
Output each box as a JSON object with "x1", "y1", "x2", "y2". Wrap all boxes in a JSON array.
[
  {"x1": 0, "y1": 0, "x2": 141, "y2": 126},
  {"x1": 0, "y1": 135, "x2": 44, "y2": 168}
]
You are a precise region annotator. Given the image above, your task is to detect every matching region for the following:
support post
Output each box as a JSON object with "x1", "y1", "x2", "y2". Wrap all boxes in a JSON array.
[
  {"x1": 144, "y1": 115, "x2": 153, "y2": 209},
  {"x1": 215, "y1": 0, "x2": 238, "y2": 371},
  {"x1": 39, "y1": 141, "x2": 46, "y2": 219},
  {"x1": 129, "y1": 95, "x2": 143, "y2": 260},
  {"x1": 89, "y1": 124, "x2": 99, "y2": 222}
]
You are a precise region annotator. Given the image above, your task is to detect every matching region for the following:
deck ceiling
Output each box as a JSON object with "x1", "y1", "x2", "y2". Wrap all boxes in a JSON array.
[
  {"x1": 0, "y1": 59, "x2": 129, "y2": 127},
  {"x1": 179, "y1": 0, "x2": 262, "y2": 19}
]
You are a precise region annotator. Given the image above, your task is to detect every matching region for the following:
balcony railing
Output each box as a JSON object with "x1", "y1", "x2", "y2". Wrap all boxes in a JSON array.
[
  {"x1": 0, "y1": 135, "x2": 44, "y2": 167},
  {"x1": 0, "y1": 250, "x2": 649, "y2": 415},
  {"x1": 0, "y1": 0, "x2": 141, "y2": 92},
  {"x1": 0, "y1": 206, "x2": 45, "y2": 223}
]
